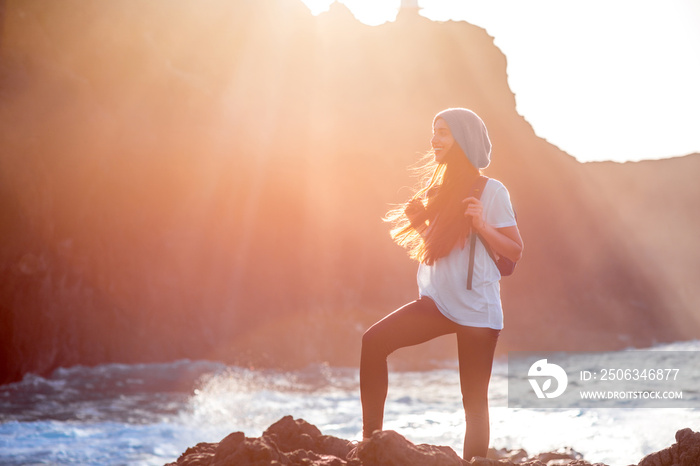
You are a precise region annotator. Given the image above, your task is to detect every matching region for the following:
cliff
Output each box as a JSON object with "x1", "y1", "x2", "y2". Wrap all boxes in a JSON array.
[
  {"x1": 1, "y1": 0, "x2": 698, "y2": 383},
  {"x1": 166, "y1": 416, "x2": 700, "y2": 466}
]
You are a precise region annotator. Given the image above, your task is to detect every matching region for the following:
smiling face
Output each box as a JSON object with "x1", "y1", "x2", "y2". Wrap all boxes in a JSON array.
[{"x1": 431, "y1": 118, "x2": 456, "y2": 164}]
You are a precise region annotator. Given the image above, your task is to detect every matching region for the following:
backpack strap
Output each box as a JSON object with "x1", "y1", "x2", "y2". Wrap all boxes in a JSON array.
[{"x1": 466, "y1": 176, "x2": 488, "y2": 290}]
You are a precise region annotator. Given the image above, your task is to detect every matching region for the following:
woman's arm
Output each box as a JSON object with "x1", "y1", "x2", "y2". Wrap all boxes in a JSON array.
[
  {"x1": 475, "y1": 223, "x2": 523, "y2": 262},
  {"x1": 464, "y1": 197, "x2": 523, "y2": 262}
]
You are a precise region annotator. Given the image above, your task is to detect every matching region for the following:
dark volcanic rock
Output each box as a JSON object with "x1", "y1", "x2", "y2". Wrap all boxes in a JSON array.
[
  {"x1": 211, "y1": 431, "x2": 286, "y2": 465},
  {"x1": 172, "y1": 442, "x2": 218, "y2": 466},
  {"x1": 167, "y1": 416, "x2": 697, "y2": 466},
  {"x1": 637, "y1": 427, "x2": 700, "y2": 466},
  {"x1": 263, "y1": 415, "x2": 353, "y2": 459},
  {"x1": 355, "y1": 429, "x2": 464, "y2": 466}
]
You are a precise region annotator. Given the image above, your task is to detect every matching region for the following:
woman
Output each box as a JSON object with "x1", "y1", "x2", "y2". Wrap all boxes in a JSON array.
[{"x1": 359, "y1": 108, "x2": 523, "y2": 460}]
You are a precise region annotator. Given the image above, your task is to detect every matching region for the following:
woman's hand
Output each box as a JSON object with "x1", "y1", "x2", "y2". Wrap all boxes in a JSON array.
[
  {"x1": 463, "y1": 196, "x2": 523, "y2": 262},
  {"x1": 462, "y1": 196, "x2": 485, "y2": 231},
  {"x1": 405, "y1": 198, "x2": 426, "y2": 227}
]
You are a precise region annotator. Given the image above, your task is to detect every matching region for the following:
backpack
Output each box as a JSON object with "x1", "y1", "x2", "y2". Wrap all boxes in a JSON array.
[{"x1": 466, "y1": 176, "x2": 517, "y2": 290}]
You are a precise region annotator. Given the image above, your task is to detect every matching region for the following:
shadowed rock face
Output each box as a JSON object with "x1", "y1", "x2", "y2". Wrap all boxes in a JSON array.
[
  {"x1": 166, "y1": 416, "x2": 699, "y2": 466},
  {"x1": 1, "y1": 0, "x2": 699, "y2": 384}
]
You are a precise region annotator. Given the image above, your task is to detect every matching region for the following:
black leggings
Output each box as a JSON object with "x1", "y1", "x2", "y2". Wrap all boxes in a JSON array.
[{"x1": 360, "y1": 297, "x2": 500, "y2": 460}]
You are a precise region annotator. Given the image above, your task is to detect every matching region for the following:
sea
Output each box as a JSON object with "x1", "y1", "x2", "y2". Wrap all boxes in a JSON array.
[{"x1": 1, "y1": 341, "x2": 698, "y2": 466}]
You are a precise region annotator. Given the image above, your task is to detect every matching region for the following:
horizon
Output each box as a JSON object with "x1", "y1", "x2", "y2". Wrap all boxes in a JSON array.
[{"x1": 300, "y1": 0, "x2": 700, "y2": 164}]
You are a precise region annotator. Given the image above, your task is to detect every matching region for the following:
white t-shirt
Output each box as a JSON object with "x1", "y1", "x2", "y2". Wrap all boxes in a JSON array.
[{"x1": 417, "y1": 178, "x2": 516, "y2": 330}]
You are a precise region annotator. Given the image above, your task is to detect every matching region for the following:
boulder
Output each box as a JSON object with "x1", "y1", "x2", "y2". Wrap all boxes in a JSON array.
[{"x1": 355, "y1": 429, "x2": 465, "y2": 466}]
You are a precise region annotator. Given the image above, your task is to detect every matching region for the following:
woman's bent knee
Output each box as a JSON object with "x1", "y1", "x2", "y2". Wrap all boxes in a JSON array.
[
  {"x1": 362, "y1": 325, "x2": 383, "y2": 356},
  {"x1": 361, "y1": 321, "x2": 395, "y2": 361}
]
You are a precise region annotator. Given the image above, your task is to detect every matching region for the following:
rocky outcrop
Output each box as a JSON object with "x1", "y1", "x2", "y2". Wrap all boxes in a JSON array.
[
  {"x1": 165, "y1": 416, "x2": 700, "y2": 466},
  {"x1": 637, "y1": 428, "x2": 700, "y2": 466},
  {"x1": 2, "y1": 0, "x2": 699, "y2": 385}
]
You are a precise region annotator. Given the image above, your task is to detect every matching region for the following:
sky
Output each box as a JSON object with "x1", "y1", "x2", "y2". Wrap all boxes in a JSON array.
[{"x1": 300, "y1": 0, "x2": 700, "y2": 163}]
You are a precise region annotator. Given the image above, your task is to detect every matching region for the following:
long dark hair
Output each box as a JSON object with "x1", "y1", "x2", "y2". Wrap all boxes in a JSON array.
[{"x1": 385, "y1": 145, "x2": 480, "y2": 265}]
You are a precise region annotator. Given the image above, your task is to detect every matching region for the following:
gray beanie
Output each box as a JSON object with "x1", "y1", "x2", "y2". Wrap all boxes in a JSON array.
[{"x1": 433, "y1": 108, "x2": 492, "y2": 169}]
